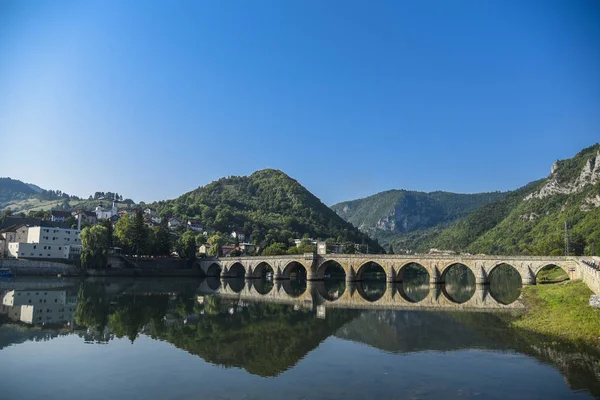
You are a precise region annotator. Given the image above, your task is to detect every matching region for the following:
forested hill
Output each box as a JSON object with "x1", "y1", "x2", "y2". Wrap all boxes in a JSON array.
[
  {"x1": 153, "y1": 169, "x2": 383, "y2": 252},
  {"x1": 0, "y1": 177, "x2": 38, "y2": 203},
  {"x1": 331, "y1": 189, "x2": 507, "y2": 250},
  {"x1": 417, "y1": 143, "x2": 600, "y2": 255}
]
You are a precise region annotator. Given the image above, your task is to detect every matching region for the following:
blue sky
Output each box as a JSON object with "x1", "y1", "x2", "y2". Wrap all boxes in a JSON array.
[{"x1": 0, "y1": 1, "x2": 598, "y2": 205}]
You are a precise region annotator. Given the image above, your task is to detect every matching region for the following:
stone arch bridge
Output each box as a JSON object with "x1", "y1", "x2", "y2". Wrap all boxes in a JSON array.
[{"x1": 199, "y1": 254, "x2": 581, "y2": 286}]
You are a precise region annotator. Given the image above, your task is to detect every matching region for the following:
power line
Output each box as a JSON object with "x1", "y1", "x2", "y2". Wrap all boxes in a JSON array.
[{"x1": 564, "y1": 220, "x2": 570, "y2": 256}]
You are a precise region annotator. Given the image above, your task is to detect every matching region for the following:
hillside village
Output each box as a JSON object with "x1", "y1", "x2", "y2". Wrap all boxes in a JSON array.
[{"x1": 0, "y1": 199, "x2": 361, "y2": 265}]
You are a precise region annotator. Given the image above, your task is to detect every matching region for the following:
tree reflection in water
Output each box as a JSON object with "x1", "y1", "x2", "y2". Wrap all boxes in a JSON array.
[
  {"x1": 489, "y1": 264, "x2": 522, "y2": 305},
  {"x1": 399, "y1": 263, "x2": 430, "y2": 303},
  {"x1": 443, "y1": 264, "x2": 476, "y2": 303}
]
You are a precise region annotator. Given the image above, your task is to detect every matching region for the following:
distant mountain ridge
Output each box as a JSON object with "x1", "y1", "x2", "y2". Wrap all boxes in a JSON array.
[{"x1": 331, "y1": 189, "x2": 507, "y2": 250}]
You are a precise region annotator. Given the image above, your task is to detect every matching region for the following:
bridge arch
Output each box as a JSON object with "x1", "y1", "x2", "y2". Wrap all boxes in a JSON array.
[
  {"x1": 252, "y1": 261, "x2": 274, "y2": 279},
  {"x1": 441, "y1": 263, "x2": 476, "y2": 304},
  {"x1": 356, "y1": 280, "x2": 387, "y2": 302},
  {"x1": 316, "y1": 259, "x2": 346, "y2": 280},
  {"x1": 356, "y1": 261, "x2": 387, "y2": 282},
  {"x1": 282, "y1": 260, "x2": 307, "y2": 280},
  {"x1": 227, "y1": 262, "x2": 246, "y2": 278},
  {"x1": 396, "y1": 263, "x2": 430, "y2": 303},
  {"x1": 488, "y1": 263, "x2": 522, "y2": 305},
  {"x1": 205, "y1": 262, "x2": 222, "y2": 278},
  {"x1": 535, "y1": 263, "x2": 570, "y2": 284}
]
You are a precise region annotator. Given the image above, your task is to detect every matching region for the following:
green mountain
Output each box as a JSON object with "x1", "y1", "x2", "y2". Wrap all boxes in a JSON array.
[
  {"x1": 331, "y1": 189, "x2": 507, "y2": 251},
  {"x1": 416, "y1": 144, "x2": 600, "y2": 255},
  {"x1": 0, "y1": 177, "x2": 38, "y2": 204},
  {"x1": 154, "y1": 169, "x2": 383, "y2": 252}
]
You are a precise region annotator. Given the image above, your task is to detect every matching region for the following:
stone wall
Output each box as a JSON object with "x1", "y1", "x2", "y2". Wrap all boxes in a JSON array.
[
  {"x1": 0, "y1": 259, "x2": 80, "y2": 276},
  {"x1": 579, "y1": 261, "x2": 600, "y2": 295}
]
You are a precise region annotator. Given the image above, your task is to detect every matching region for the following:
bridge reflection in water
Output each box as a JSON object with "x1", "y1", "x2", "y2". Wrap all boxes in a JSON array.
[{"x1": 199, "y1": 277, "x2": 524, "y2": 312}]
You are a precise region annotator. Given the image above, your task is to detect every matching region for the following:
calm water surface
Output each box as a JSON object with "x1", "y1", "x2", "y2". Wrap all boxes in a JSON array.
[{"x1": 1, "y1": 271, "x2": 599, "y2": 400}]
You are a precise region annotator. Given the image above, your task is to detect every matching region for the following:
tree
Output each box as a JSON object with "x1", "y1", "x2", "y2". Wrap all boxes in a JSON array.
[
  {"x1": 114, "y1": 214, "x2": 134, "y2": 251},
  {"x1": 342, "y1": 241, "x2": 356, "y2": 254},
  {"x1": 131, "y1": 210, "x2": 148, "y2": 258},
  {"x1": 208, "y1": 233, "x2": 224, "y2": 257},
  {"x1": 388, "y1": 244, "x2": 394, "y2": 254},
  {"x1": 80, "y1": 225, "x2": 110, "y2": 271},
  {"x1": 154, "y1": 218, "x2": 171, "y2": 256},
  {"x1": 177, "y1": 230, "x2": 197, "y2": 261},
  {"x1": 263, "y1": 242, "x2": 287, "y2": 256}
]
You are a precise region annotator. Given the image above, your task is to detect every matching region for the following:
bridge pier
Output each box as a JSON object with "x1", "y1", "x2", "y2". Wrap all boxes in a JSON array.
[
  {"x1": 522, "y1": 268, "x2": 536, "y2": 286},
  {"x1": 475, "y1": 266, "x2": 489, "y2": 285}
]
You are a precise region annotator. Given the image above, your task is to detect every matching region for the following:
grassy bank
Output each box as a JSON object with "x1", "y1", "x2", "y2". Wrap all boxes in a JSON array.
[{"x1": 512, "y1": 280, "x2": 600, "y2": 344}]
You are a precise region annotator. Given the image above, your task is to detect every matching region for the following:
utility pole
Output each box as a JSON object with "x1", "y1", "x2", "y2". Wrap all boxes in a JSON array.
[{"x1": 564, "y1": 221, "x2": 570, "y2": 257}]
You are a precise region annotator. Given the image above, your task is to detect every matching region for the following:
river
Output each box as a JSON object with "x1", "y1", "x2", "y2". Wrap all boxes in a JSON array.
[{"x1": 1, "y1": 267, "x2": 599, "y2": 400}]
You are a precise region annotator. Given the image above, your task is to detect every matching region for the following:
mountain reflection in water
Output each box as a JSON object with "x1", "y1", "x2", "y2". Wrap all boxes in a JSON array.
[{"x1": 0, "y1": 276, "x2": 599, "y2": 400}]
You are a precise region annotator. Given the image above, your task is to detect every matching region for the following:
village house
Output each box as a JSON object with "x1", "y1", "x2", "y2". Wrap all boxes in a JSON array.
[
  {"x1": 51, "y1": 210, "x2": 72, "y2": 222},
  {"x1": 222, "y1": 245, "x2": 237, "y2": 257},
  {"x1": 239, "y1": 242, "x2": 257, "y2": 255},
  {"x1": 151, "y1": 215, "x2": 162, "y2": 224},
  {"x1": 0, "y1": 224, "x2": 29, "y2": 243},
  {"x1": 168, "y1": 217, "x2": 181, "y2": 229},
  {"x1": 230, "y1": 231, "x2": 246, "y2": 242},
  {"x1": 187, "y1": 220, "x2": 202, "y2": 231},
  {"x1": 143, "y1": 208, "x2": 155, "y2": 215},
  {"x1": 198, "y1": 244, "x2": 210, "y2": 255},
  {"x1": 74, "y1": 210, "x2": 97, "y2": 226}
]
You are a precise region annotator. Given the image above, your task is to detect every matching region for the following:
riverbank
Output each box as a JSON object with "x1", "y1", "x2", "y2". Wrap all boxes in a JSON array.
[{"x1": 512, "y1": 280, "x2": 600, "y2": 344}]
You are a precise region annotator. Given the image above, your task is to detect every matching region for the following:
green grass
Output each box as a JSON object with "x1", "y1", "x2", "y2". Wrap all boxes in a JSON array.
[
  {"x1": 537, "y1": 265, "x2": 569, "y2": 283},
  {"x1": 512, "y1": 281, "x2": 600, "y2": 344}
]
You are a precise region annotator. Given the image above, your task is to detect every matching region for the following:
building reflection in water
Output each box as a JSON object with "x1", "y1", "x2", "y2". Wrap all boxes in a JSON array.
[{"x1": 1, "y1": 289, "x2": 77, "y2": 326}]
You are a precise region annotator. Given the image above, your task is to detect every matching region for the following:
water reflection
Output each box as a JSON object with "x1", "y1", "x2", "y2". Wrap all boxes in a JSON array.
[
  {"x1": 399, "y1": 264, "x2": 430, "y2": 303},
  {"x1": 489, "y1": 264, "x2": 523, "y2": 305},
  {"x1": 282, "y1": 278, "x2": 307, "y2": 297},
  {"x1": 443, "y1": 264, "x2": 476, "y2": 303},
  {"x1": 355, "y1": 280, "x2": 386, "y2": 302},
  {"x1": 316, "y1": 279, "x2": 345, "y2": 301},
  {"x1": 253, "y1": 278, "x2": 274, "y2": 295},
  {"x1": 1, "y1": 278, "x2": 600, "y2": 399}
]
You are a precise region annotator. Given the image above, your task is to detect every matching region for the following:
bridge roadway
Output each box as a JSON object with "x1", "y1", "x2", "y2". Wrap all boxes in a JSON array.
[
  {"x1": 199, "y1": 254, "x2": 583, "y2": 286},
  {"x1": 198, "y1": 278, "x2": 524, "y2": 311}
]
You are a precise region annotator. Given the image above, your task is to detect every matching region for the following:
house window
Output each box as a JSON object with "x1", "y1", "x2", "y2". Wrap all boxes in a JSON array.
[
  {"x1": 43, "y1": 246, "x2": 46, "y2": 250},
  {"x1": 59, "y1": 247, "x2": 62, "y2": 250},
  {"x1": 33, "y1": 245, "x2": 36, "y2": 249}
]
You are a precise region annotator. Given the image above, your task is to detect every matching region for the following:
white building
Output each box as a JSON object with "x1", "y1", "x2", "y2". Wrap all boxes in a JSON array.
[
  {"x1": 168, "y1": 217, "x2": 181, "y2": 229},
  {"x1": 187, "y1": 220, "x2": 202, "y2": 231},
  {"x1": 95, "y1": 201, "x2": 118, "y2": 220},
  {"x1": 1, "y1": 289, "x2": 77, "y2": 325},
  {"x1": 7, "y1": 226, "x2": 82, "y2": 260},
  {"x1": 231, "y1": 231, "x2": 246, "y2": 242}
]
